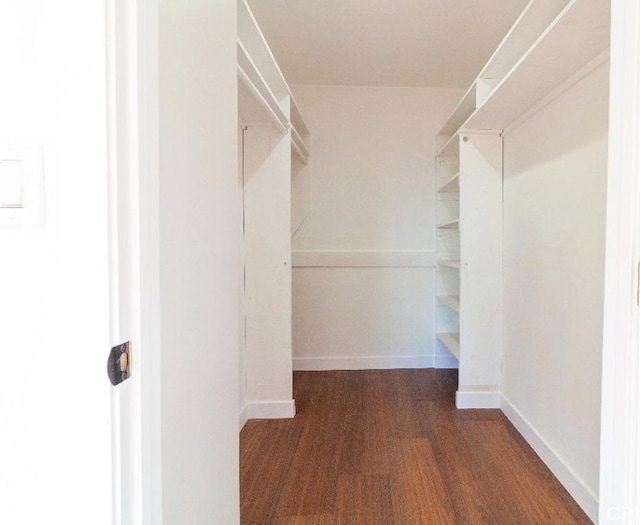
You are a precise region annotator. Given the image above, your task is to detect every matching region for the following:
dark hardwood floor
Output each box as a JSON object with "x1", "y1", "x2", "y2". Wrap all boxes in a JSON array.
[{"x1": 240, "y1": 369, "x2": 592, "y2": 524}]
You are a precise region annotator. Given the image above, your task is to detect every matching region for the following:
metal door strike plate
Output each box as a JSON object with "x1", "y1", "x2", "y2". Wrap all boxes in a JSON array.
[{"x1": 107, "y1": 341, "x2": 132, "y2": 386}]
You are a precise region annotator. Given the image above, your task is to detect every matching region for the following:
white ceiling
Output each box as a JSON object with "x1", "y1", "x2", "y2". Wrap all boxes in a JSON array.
[{"x1": 247, "y1": 0, "x2": 530, "y2": 88}]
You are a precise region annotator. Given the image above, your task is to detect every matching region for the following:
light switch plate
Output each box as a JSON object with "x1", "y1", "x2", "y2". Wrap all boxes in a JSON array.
[
  {"x1": 0, "y1": 142, "x2": 44, "y2": 228},
  {"x1": 0, "y1": 159, "x2": 24, "y2": 208}
]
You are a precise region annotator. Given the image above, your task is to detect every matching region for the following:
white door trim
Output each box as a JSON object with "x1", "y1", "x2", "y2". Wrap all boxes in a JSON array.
[
  {"x1": 107, "y1": 0, "x2": 162, "y2": 523},
  {"x1": 599, "y1": 0, "x2": 640, "y2": 523}
]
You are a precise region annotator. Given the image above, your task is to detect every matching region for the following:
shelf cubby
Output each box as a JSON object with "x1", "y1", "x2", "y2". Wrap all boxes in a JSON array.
[{"x1": 437, "y1": 172, "x2": 460, "y2": 194}]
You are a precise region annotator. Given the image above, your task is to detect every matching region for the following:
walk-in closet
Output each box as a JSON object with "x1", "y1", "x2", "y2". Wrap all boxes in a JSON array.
[{"x1": 238, "y1": 1, "x2": 613, "y2": 522}]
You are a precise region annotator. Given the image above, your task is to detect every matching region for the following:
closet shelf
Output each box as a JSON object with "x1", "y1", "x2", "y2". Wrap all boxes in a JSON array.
[
  {"x1": 437, "y1": 260, "x2": 461, "y2": 270},
  {"x1": 436, "y1": 134, "x2": 459, "y2": 158},
  {"x1": 238, "y1": 0, "x2": 311, "y2": 152},
  {"x1": 437, "y1": 172, "x2": 460, "y2": 194},
  {"x1": 437, "y1": 296, "x2": 460, "y2": 313},
  {"x1": 436, "y1": 0, "x2": 609, "y2": 138},
  {"x1": 437, "y1": 219, "x2": 460, "y2": 230},
  {"x1": 475, "y1": 0, "x2": 570, "y2": 106},
  {"x1": 437, "y1": 332, "x2": 460, "y2": 359},
  {"x1": 237, "y1": 43, "x2": 289, "y2": 132},
  {"x1": 436, "y1": 0, "x2": 569, "y2": 139},
  {"x1": 438, "y1": 84, "x2": 477, "y2": 138},
  {"x1": 463, "y1": 0, "x2": 610, "y2": 132}
]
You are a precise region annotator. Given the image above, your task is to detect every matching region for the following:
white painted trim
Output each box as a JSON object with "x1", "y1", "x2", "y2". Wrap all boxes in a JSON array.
[
  {"x1": 292, "y1": 250, "x2": 437, "y2": 268},
  {"x1": 455, "y1": 390, "x2": 501, "y2": 409},
  {"x1": 502, "y1": 395, "x2": 598, "y2": 523},
  {"x1": 434, "y1": 355, "x2": 459, "y2": 369},
  {"x1": 105, "y1": 1, "x2": 122, "y2": 520},
  {"x1": 241, "y1": 400, "x2": 296, "y2": 422},
  {"x1": 239, "y1": 406, "x2": 249, "y2": 431},
  {"x1": 599, "y1": 1, "x2": 640, "y2": 523},
  {"x1": 107, "y1": 0, "x2": 162, "y2": 523},
  {"x1": 293, "y1": 355, "x2": 435, "y2": 371}
]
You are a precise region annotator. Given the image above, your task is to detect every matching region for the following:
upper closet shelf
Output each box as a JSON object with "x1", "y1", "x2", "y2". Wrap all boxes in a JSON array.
[
  {"x1": 474, "y1": 0, "x2": 571, "y2": 106},
  {"x1": 237, "y1": 41, "x2": 289, "y2": 132},
  {"x1": 237, "y1": 0, "x2": 311, "y2": 159},
  {"x1": 438, "y1": 84, "x2": 477, "y2": 138},
  {"x1": 437, "y1": 172, "x2": 460, "y2": 193},
  {"x1": 465, "y1": 0, "x2": 609, "y2": 131},
  {"x1": 436, "y1": 134, "x2": 459, "y2": 158},
  {"x1": 436, "y1": 0, "x2": 610, "y2": 140}
]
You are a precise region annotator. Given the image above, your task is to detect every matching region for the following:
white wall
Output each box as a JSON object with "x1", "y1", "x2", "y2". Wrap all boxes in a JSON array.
[
  {"x1": 0, "y1": 2, "x2": 112, "y2": 523},
  {"x1": 158, "y1": 1, "x2": 240, "y2": 523},
  {"x1": 501, "y1": 61, "x2": 609, "y2": 518},
  {"x1": 291, "y1": 84, "x2": 462, "y2": 369}
]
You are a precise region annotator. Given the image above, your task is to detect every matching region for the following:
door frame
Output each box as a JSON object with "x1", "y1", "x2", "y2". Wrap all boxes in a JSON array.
[
  {"x1": 599, "y1": 0, "x2": 640, "y2": 523},
  {"x1": 106, "y1": 0, "x2": 162, "y2": 523},
  {"x1": 105, "y1": 0, "x2": 640, "y2": 522}
]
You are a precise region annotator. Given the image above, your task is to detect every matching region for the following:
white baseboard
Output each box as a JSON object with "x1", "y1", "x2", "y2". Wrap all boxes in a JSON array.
[
  {"x1": 501, "y1": 395, "x2": 598, "y2": 523},
  {"x1": 293, "y1": 355, "x2": 436, "y2": 371},
  {"x1": 239, "y1": 399, "x2": 296, "y2": 431},
  {"x1": 434, "y1": 354, "x2": 459, "y2": 369},
  {"x1": 239, "y1": 406, "x2": 248, "y2": 431},
  {"x1": 455, "y1": 390, "x2": 501, "y2": 409},
  {"x1": 291, "y1": 250, "x2": 436, "y2": 268}
]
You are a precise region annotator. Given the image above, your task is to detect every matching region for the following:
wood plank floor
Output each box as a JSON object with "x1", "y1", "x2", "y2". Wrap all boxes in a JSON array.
[{"x1": 240, "y1": 369, "x2": 593, "y2": 524}]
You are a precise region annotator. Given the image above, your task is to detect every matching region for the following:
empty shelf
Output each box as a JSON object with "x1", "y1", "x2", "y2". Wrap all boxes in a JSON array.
[
  {"x1": 438, "y1": 260, "x2": 461, "y2": 269},
  {"x1": 438, "y1": 332, "x2": 460, "y2": 359},
  {"x1": 437, "y1": 172, "x2": 460, "y2": 194},
  {"x1": 437, "y1": 219, "x2": 460, "y2": 230},
  {"x1": 437, "y1": 296, "x2": 460, "y2": 313}
]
